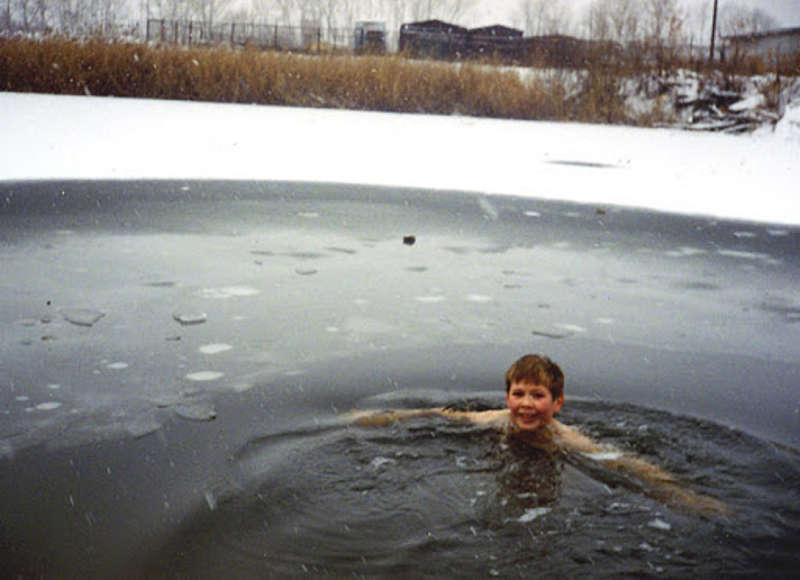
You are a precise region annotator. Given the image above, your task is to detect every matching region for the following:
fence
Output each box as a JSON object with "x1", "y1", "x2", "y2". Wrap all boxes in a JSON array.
[{"x1": 145, "y1": 19, "x2": 397, "y2": 54}]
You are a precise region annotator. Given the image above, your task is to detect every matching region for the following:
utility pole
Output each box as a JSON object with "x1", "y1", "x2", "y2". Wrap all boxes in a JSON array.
[{"x1": 709, "y1": 0, "x2": 719, "y2": 62}]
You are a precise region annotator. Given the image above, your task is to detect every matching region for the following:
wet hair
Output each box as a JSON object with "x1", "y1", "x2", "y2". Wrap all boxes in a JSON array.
[{"x1": 505, "y1": 354, "x2": 564, "y2": 399}]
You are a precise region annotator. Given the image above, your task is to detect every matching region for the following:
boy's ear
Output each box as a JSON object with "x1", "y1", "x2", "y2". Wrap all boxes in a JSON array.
[{"x1": 553, "y1": 394, "x2": 564, "y2": 414}]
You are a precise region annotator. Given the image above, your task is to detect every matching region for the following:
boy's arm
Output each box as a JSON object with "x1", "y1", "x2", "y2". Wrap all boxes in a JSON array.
[
  {"x1": 344, "y1": 408, "x2": 508, "y2": 428},
  {"x1": 344, "y1": 408, "x2": 447, "y2": 427},
  {"x1": 555, "y1": 421, "x2": 728, "y2": 517}
]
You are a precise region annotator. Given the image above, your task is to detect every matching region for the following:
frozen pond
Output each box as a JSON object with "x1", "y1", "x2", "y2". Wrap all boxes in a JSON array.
[{"x1": 1, "y1": 180, "x2": 799, "y2": 576}]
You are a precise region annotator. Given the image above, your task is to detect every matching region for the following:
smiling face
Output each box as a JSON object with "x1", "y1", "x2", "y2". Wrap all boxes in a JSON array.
[{"x1": 506, "y1": 381, "x2": 564, "y2": 432}]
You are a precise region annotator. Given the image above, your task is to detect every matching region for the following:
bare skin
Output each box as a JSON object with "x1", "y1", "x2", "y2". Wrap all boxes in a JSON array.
[{"x1": 346, "y1": 381, "x2": 728, "y2": 517}]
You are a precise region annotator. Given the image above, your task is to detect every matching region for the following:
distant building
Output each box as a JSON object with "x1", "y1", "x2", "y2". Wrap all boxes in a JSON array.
[
  {"x1": 354, "y1": 21, "x2": 386, "y2": 54},
  {"x1": 398, "y1": 19, "x2": 469, "y2": 59},
  {"x1": 725, "y1": 27, "x2": 800, "y2": 59},
  {"x1": 468, "y1": 25, "x2": 523, "y2": 59}
]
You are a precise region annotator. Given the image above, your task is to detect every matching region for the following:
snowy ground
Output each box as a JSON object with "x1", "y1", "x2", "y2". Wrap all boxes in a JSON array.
[{"x1": 1, "y1": 91, "x2": 799, "y2": 225}]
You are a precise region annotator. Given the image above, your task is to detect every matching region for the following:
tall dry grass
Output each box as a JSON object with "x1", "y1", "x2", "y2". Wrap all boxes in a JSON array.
[
  {"x1": 0, "y1": 36, "x2": 624, "y2": 123},
  {"x1": 4, "y1": 36, "x2": 793, "y2": 125}
]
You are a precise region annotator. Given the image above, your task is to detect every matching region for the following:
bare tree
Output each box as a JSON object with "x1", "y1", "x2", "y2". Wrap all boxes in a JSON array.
[
  {"x1": 719, "y1": 1, "x2": 778, "y2": 36},
  {"x1": 517, "y1": 0, "x2": 568, "y2": 36}
]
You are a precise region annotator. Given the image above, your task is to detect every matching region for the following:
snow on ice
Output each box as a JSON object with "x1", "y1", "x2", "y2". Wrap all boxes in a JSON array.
[{"x1": 1, "y1": 91, "x2": 799, "y2": 225}]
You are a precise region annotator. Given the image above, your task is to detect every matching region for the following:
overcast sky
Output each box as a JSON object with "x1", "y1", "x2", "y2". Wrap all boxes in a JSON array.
[{"x1": 466, "y1": 0, "x2": 800, "y2": 30}]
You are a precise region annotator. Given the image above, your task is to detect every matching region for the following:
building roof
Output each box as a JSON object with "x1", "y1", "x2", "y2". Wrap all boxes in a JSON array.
[
  {"x1": 401, "y1": 20, "x2": 469, "y2": 35},
  {"x1": 469, "y1": 25, "x2": 523, "y2": 38}
]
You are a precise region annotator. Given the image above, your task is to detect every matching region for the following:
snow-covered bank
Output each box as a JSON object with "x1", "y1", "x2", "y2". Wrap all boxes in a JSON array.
[{"x1": 1, "y1": 91, "x2": 798, "y2": 225}]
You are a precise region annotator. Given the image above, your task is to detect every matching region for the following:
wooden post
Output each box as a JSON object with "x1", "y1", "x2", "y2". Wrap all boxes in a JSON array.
[{"x1": 709, "y1": 0, "x2": 719, "y2": 63}]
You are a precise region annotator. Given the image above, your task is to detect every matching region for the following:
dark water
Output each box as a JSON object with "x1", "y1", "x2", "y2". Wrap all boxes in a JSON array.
[
  {"x1": 142, "y1": 396, "x2": 800, "y2": 579},
  {"x1": 1, "y1": 180, "x2": 799, "y2": 577}
]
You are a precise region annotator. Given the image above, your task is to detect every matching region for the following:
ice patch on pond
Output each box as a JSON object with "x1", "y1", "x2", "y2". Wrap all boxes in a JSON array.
[
  {"x1": 126, "y1": 413, "x2": 162, "y2": 438},
  {"x1": 466, "y1": 294, "x2": 493, "y2": 303},
  {"x1": 416, "y1": 295, "x2": 446, "y2": 303},
  {"x1": 666, "y1": 246, "x2": 707, "y2": 257},
  {"x1": 15, "y1": 396, "x2": 29, "y2": 402},
  {"x1": 524, "y1": 210, "x2": 541, "y2": 217},
  {"x1": 47, "y1": 383, "x2": 61, "y2": 390},
  {"x1": 173, "y1": 312, "x2": 207, "y2": 326},
  {"x1": 35, "y1": 401, "x2": 62, "y2": 411},
  {"x1": 582, "y1": 451, "x2": 623, "y2": 461},
  {"x1": 595, "y1": 317, "x2": 614, "y2": 325},
  {"x1": 369, "y1": 456, "x2": 397, "y2": 471},
  {"x1": 173, "y1": 400, "x2": 217, "y2": 421},
  {"x1": 518, "y1": 507, "x2": 551, "y2": 523},
  {"x1": 106, "y1": 362, "x2": 129, "y2": 370},
  {"x1": 196, "y1": 286, "x2": 260, "y2": 299},
  {"x1": 717, "y1": 249, "x2": 779, "y2": 264},
  {"x1": 554, "y1": 323, "x2": 587, "y2": 334},
  {"x1": 478, "y1": 197, "x2": 499, "y2": 220},
  {"x1": 198, "y1": 343, "x2": 233, "y2": 355},
  {"x1": 61, "y1": 308, "x2": 105, "y2": 327},
  {"x1": 648, "y1": 518, "x2": 672, "y2": 531},
  {"x1": 185, "y1": 371, "x2": 224, "y2": 381}
]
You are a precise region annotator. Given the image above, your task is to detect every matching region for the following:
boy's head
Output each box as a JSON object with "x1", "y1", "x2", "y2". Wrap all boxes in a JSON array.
[{"x1": 505, "y1": 354, "x2": 564, "y2": 400}]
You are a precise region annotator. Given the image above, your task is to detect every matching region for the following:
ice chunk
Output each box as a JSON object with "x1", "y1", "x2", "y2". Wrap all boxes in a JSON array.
[
  {"x1": 555, "y1": 323, "x2": 587, "y2": 333},
  {"x1": 479, "y1": 198, "x2": 499, "y2": 220},
  {"x1": 415, "y1": 295, "x2": 446, "y2": 303},
  {"x1": 466, "y1": 294, "x2": 493, "y2": 303},
  {"x1": 173, "y1": 400, "x2": 217, "y2": 421},
  {"x1": 35, "y1": 401, "x2": 62, "y2": 411},
  {"x1": 518, "y1": 507, "x2": 551, "y2": 522},
  {"x1": 196, "y1": 286, "x2": 260, "y2": 299},
  {"x1": 647, "y1": 518, "x2": 672, "y2": 531},
  {"x1": 106, "y1": 362, "x2": 129, "y2": 370},
  {"x1": 198, "y1": 343, "x2": 233, "y2": 355},
  {"x1": 173, "y1": 312, "x2": 207, "y2": 326},
  {"x1": 582, "y1": 451, "x2": 623, "y2": 461},
  {"x1": 61, "y1": 308, "x2": 105, "y2": 327},
  {"x1": 185, "y1": 371, "x2": 224, "y2": 381},
  {"x1": 369, "y1": 456, "x2": 397, "y2": 471},
  {"x1": 126, "y1": 414, "x2": 162, "y2": 438}
]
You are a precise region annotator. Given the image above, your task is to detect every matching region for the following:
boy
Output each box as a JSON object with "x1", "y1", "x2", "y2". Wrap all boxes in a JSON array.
[{"x1": 347, "y1": 354, "x2": 726, "y2": 516}]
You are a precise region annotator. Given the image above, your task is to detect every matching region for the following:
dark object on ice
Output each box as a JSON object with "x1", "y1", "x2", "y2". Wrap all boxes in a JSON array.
[{"x1": 403, "y1": 235, "x2": 416, "y2": 246}]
